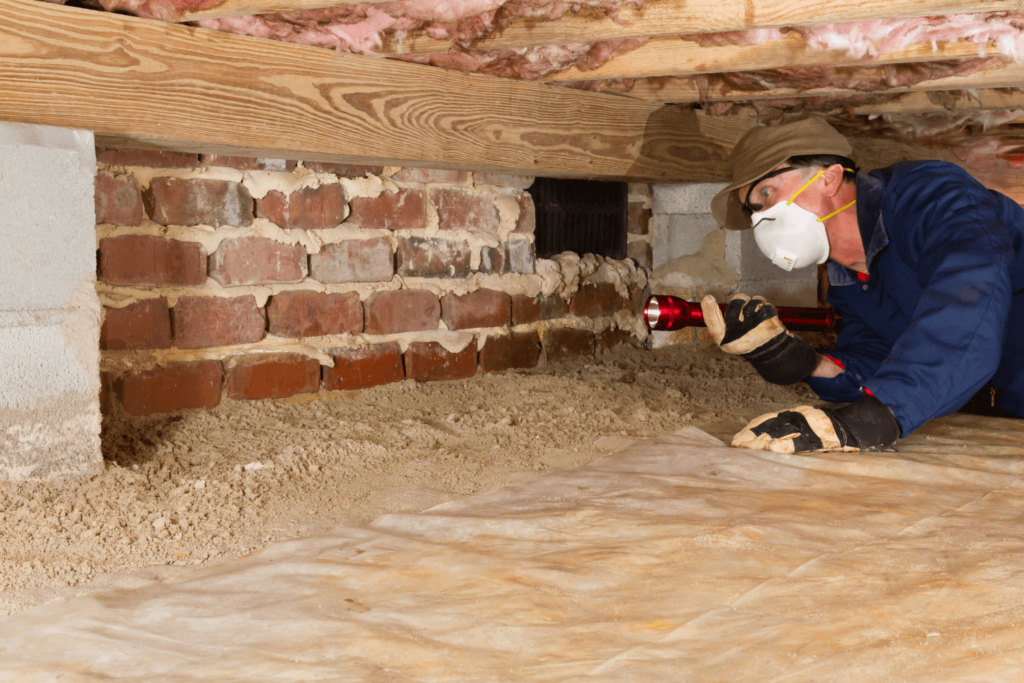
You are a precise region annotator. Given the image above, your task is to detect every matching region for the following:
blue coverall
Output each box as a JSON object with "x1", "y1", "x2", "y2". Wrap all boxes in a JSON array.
[{"x1": 804, "y1": 161, "x2": 1024, "y2": 436}]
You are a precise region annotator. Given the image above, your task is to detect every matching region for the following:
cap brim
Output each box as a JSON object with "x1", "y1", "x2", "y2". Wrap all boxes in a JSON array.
[{"x1": 711, "y1": 159, "x2": 787, "y2": 231}]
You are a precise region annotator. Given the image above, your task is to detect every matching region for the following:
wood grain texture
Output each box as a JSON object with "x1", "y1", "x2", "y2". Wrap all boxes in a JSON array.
[
  {"x1": 851, "y1": 89, "x2": 1024, "y2": 115},
  {"x1": 0, "y1": 0, "x2": 733, "y2": 183},
  {"x1": 176, "y1": 0, "x2": 388, "y2": 21},
  {"x1": 619, "y1": 59, "x2": 1024, "y2": 103},
  {"x1": 379, "y1": 0, "x2": 1024, "y2": 55},
  {"x1": 546, "y1": 35, "x2": 991, "y2": 82}
]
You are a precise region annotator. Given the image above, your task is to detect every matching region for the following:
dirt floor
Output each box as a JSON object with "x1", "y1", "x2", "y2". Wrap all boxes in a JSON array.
[{"x1": 0, "y1": 341, "x2": 818, "y2": 618}]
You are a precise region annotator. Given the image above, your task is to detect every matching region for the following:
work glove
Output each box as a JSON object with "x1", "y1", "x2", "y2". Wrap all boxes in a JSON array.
[
  {"x1": 732, "y1": 394, "x2": 901, "y2": 454},
  {"x1": 701, "y1": 293, "x2": 818, "y2": 385}
]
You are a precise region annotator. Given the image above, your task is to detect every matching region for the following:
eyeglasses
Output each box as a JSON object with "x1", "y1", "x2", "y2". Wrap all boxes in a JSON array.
[{"x1": 741, "y1": 166, "x2": 797, "y2": 217}]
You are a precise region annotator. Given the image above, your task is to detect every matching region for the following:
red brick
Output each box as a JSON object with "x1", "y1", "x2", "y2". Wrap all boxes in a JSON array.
[
  {"x1": 628, "y1": 201, "x2": 651, "y2": 235},
  {"x1": 304, "y1": 162, "x2": 383, "y2": 176},
  {"x1": 145, "y1": 177, "x2": 253, "y2": 227},
  {"x1": 172, "y1": 296, "x2": 265, "y2": 349},
  {"x1": 441, "y1": 289, "x2": 510, "y2": 330},
  {"x1": 393, "y1": 168, "x2": 468, "y2": 183},
  {"x1": 544, "y1": 328, "x2": 595, "y2": 361},
  {"x1": 309, "y1": 237, "x2": 393, "y2": 283},
  {"x1": 430, "y1": 188, "x2": 500, "y2": 232},
  {"x1": 100, "y1": 371, "x2": 117, "y2": 416},
  {"x1": 97, "y1": 148, "x2": 199, "y2": 168},
  {"x1": 478, "y1": 246, "x2": 506, "y2": 275},
  {"x1": 629, "y1": 283, "x2": 650, "y2": 316},
  {"x1": 539, "y1": 294, "x2": 569, "y2": 320},
  {"x1": 100, "y1": 298, "x2": 172, "y2": 351},
  {"x1": 349, "y1": 189, "x2": 424, "y2": 230},
  {"x1": 511, "y1": 295, "x2": 540, "y2": 324},
  {"x1": 472, "y1": 173, "x2": 533, "y2": 189},
  {"x1": 323, "y1": 343, "x2": 404, "y2": 391},
  {"x1": 597, "y1": 328, "x2": 641, "y2": 352},
  {"x1": 200, "y1": 155, "x2": 295, "y2": 171},
  {"x1": 266, "y1": 291, "x2": 363, "y2": 337},
  {"x1": 395, "y1": 237, "x2": 471, "y2": 279},
  {"x1": 99, "y1": 235, "x2": 207, "y2": 286},
  {"x1": 363, "y1": 290, "x2": 440, "y2": 335},
  {"x1": 257, "y1": 185, "x2": 346, "y2": 230},
  {"x1": 209, "y1": 237, "x2": 307, "y2": 286},
  {"x1": 226, "y1": 354, "x2": 320, "y2": 400},
  {"x1": 114, "y1": 361, "x2": 222, "y2": 416},
  {"x1": 95, "y1": 174, "x2": 144, "y2": 226},
  {"x1": 627, "y1": 240, "x2": 652, "y2": 269},
  {"x1": 479, "y1": 330, "x2": 540, "y2": 373},
  {"x1": 570, "y1": 283, "x2": 626, "y2": 318},
  {"x1": 514, "y1": 193, "x2": 535, "y2": 235},
  {"x1": 404, "y1": 342, "x2": 476, "y2": 382}
]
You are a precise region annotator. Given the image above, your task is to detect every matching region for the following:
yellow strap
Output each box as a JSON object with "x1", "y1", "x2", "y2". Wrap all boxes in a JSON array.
[
  {"x1": 786, "y1": 167, "x2": 856, "y2": 206},
  {"x1": 786, "y1": 170, "x2": 825, "y2": 205},
  {"x1": 818, "y1": 199, "x2": 857, "y2": 223}
]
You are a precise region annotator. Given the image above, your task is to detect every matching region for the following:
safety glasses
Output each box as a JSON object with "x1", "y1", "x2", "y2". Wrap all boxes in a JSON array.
[{"x1": 741, "y1": 166, "x2": 798, "y2": 217}]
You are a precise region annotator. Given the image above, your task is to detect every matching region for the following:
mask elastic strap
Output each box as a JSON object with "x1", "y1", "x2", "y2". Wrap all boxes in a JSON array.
[
  {"x1": 786, "y1": 166, "x2": 856, "y2": 206},
  {"x1": 818, "y1": 199, "x2": 857, "y2": 223},
  {"x1": 786, "y1": 169, "x2": 825, "y2": 205}
]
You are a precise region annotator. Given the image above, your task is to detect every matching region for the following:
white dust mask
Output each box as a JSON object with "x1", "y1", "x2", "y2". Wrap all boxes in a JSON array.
[
  {"x1": 748, "y1": 168, "x2": 856, "y2": 272},
  {"x1": 751, "y1": 201, "x2": 831, "y2": 271}
]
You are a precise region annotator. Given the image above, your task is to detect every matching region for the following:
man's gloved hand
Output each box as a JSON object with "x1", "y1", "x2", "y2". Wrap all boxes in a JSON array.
[
  {"x1": 701, "y1": 293, "x2": 818, "y2": 385},
  {"x1": 732, "y1": 395, "x2": 901, "y2": 454}
]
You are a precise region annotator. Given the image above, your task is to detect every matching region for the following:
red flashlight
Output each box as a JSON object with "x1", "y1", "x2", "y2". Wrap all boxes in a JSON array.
[{"x1": 644, "y1": 295, "x2": 835, "y2": 332}]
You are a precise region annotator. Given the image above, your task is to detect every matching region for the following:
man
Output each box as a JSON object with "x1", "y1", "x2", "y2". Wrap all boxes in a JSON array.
[{"x1": 703, "y1": 116, "x2": 1024, "y2": 454}]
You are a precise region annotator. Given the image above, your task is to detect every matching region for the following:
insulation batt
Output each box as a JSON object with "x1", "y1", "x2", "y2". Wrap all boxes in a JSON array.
[
  {"x1": 681, "y1": 12, "x2": 1024, "y2": 63},
  {"x1": 193, "y1": 0, "x2": 642, "y2": 55},
  {"x1": 404, "y1": 39, "x2": 646, "y2": 80}
]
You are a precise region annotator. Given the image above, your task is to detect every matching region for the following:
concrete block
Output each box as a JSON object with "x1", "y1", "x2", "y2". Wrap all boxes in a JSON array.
[
  {"x1": 652, "y1": 213, "x2": 718, "y2": 269},
  {"x1": 652, "y1": 182, "x2": 728, "y2": 216},
  {"x1": 0, "y1": 122, "x2": 101, "y2": 480}
]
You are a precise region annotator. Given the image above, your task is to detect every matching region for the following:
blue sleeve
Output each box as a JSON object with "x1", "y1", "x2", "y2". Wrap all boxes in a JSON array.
[
  {"x1": 805, "y1": 310, "x2": 891, "y2": 402},
  {"x1": 867, "y1": 167, "x2": 1013, "y2": 435}
]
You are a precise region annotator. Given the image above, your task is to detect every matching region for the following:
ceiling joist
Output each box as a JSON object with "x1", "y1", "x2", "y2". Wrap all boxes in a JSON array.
[
  {"x1": 378, "y1": 0, "x2": 1024, "y2": 56},
  {"x1": 617, "y1": 59, "x2": 1024, "y2": 103},
  {"x1": 850, "y1": 89, "x2": 1024, "y2": 115},
  {"x1": 0, "y1": 0, "x2": 735, "y2": 183},
  {"x1": 545, "y1": 35, "x2": 991, "y2": 83}
]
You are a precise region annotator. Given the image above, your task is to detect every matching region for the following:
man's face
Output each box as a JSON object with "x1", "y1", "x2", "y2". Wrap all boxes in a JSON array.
[{"x1": 736, "y1": 164, "x2": 819, "y2": 217}]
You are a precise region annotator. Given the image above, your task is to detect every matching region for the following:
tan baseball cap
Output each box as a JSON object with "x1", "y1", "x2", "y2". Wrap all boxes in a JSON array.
[{"x1": 710, "y1": 117, "x2": 855, "y2": 231}]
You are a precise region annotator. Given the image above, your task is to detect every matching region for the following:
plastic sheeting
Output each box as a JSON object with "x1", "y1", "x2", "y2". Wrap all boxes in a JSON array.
[{"x1": 2, "y1": 415, "x2": 1024, "y2": 681}]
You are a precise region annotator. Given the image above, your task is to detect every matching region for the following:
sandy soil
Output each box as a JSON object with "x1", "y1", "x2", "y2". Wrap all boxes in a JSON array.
[{"x1": 0, "y1": 342, "x2": 817, "y2": 618}]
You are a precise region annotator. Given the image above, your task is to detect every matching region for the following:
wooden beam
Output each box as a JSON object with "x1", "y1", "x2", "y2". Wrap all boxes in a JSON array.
[
  {"x1": 616, "y1": 59, "x2": 1024, "y2": 103},
  {"x1": 850, "y1": 89, "x2": 1024, "y2": 115},
  {"x1": 545, "y1": 35, "x2": 989, "y2": 83},
  {"x1": 176, "y1": 0, "x2": 387, "y2": 22},
  {"x1": 378, "y1": 0, "x2": 1024, "y2": 56},
  {"x1": 0, "y1": 0, "x2": 734, "y2": 183}
]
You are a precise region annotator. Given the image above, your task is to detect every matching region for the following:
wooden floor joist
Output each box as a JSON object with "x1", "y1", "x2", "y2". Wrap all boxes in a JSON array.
[
  {"x1": 616, "y1": 59, "x2": 1024, "y2": 103},
  {"x1": 850, "y1": 89, "x2": 1024, "y2": 115},
  {"x1": 545, "y1": 35, "x2": 991, "y2": 83},
  {"x1": 0, "y1": 0, "x2": 735, "y2": 183},
  {"x1": 378, "y1": 0, "x2": 1024, "y2": 56}
]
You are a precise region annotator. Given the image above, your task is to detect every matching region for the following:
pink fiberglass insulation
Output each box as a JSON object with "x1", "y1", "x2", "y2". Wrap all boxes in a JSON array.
[
  {"x1": 96, "y1": 0, "x2": 229, "y2": 21},
  {"x1": 682, "y1": 12, "x2": 1024, "y2": 63},
  {"x1": 194, "y1": 0, "x2": 642, "y2": 55},
  {"x1": 404, "y1": 38, "x2": 646, "y2": 80}
]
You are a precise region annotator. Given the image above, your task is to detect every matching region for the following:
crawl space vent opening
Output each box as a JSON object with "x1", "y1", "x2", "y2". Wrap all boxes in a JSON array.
[{"x1": 532, "y1": 178, "x2": 628, "y2": 259}]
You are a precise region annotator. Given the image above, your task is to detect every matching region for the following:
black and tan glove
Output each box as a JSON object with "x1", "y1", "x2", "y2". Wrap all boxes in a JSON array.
[
  {"x1": 701, "y1": 293, "x2": 818, "y2": 385},
  {"x1": 732, "y1": 395, "x2": 901, "y2": 454}
]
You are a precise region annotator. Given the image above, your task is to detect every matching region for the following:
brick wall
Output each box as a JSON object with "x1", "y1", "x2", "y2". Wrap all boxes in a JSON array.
[{"x1": 95, "y1": 152, "x2": 649, "y2": 416}]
